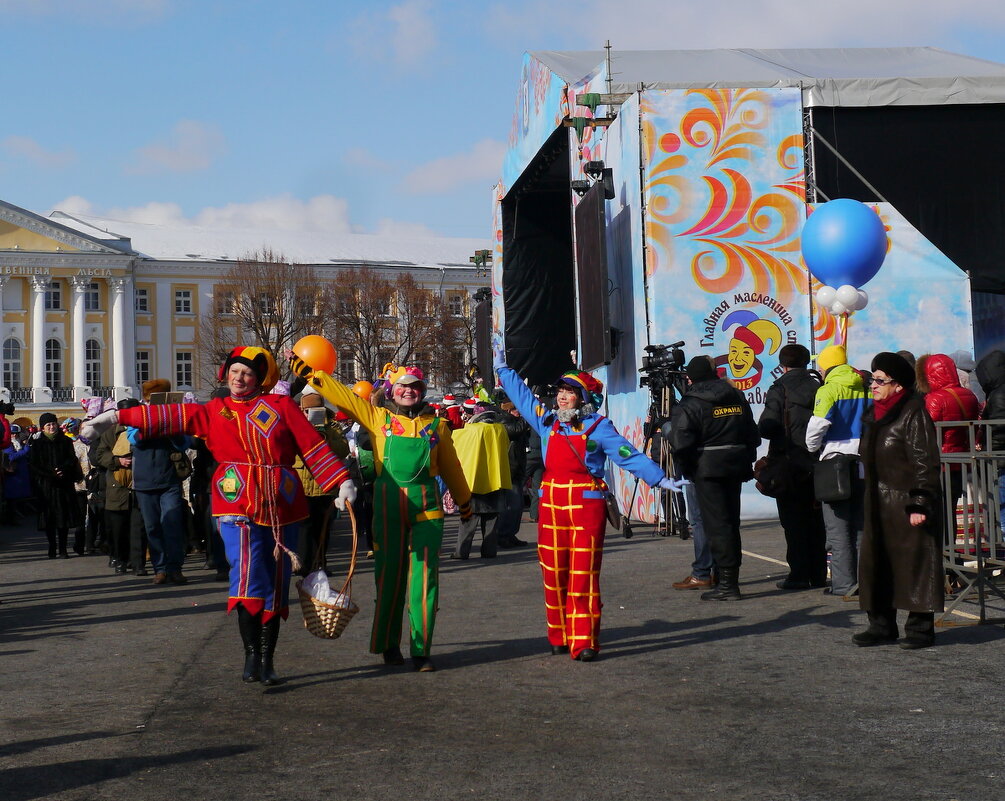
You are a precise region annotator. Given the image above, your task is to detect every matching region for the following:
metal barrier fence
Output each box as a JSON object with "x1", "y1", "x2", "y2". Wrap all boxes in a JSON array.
[{"x1": 936, "y1": 420, "x2": 1005, "y2": 625}]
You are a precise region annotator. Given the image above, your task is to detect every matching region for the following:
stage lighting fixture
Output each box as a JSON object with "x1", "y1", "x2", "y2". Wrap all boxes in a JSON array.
[
  {"x1": 571, "y1": 180, "x2": 591, "y2": 197},
  {"x1": 584, "y1": 160, "x2": 606, "y2": 180}
]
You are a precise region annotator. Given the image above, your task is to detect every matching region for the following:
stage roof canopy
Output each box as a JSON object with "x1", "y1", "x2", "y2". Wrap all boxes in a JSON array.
[{"x1": 531, "y1": 47, "x2": 1005, "y2": 107}]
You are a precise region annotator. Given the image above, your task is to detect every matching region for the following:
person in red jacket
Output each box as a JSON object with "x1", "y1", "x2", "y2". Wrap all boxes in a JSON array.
[
  {"x1": 916, "y1": 353, "x2": 980, "y2": 507},
  {"x1": 83, "y1": 346, "x2": 355, "y2": 686}
]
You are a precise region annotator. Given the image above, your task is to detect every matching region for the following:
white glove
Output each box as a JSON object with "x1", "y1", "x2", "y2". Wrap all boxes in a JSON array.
[
  {"x1": 334, "y1": 479, "x2": 357, "y2": 511},
  {"x1": 80, "y1": 409, "x2": 119, "y2": 441},
  {"x1": 657, "y1": 476, "x2": 689, "y2": 493}
]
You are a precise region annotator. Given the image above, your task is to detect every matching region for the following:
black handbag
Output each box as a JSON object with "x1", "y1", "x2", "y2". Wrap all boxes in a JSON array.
[
  {"x1": 753, "y1": 386, "x2": 795, "y2": 498},
  {"x1": 813, "y1": 454, "x2": 856, "y2": 502}
]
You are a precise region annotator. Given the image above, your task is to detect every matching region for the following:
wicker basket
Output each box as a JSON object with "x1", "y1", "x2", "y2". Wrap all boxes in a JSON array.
[{"x1": 296, "y1": 501, "x2": 360, "y2": 639}]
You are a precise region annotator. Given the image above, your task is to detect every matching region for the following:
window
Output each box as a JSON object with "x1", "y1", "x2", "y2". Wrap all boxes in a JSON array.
[
  {"x1": 84, "y1": 339, "x2": 102, "y2": 387},
  {"x1": 376, "y1": 295, "x2": 391, "y2": 317},
  {"x1": 175, "y1": 352, "x2": 193, "y2": 388},
  {"x1": 84, "y1": 282, "x2": 101, "y2": 311},
  {"x1": 135, "y1": 288, "x2": 149, "y2": 313},
  {"x1": 258, "y1": 292, "x2": 276, "y2": 315},
  {"x1": 136, "y1": 351, "x2": 150, "y2": 386},
  {"x1": 44, "y1": 280, "x2": 62, "y2": 310},
  {"x1": 174, "y1": 289, "x2": 192, "y2": 314},
  {"x1": 2, "y1": 338, "x2": 21, "y2": 389},
  {"x1": 448, "y1": 294, "x2": 464, "y2": 317},
  {"x1": 216, "y1": 289, "x2": 236, "y2": 315},
  {"x1": 448, "y1": 350, "x2": 466, "y2": 382},
  {"x1": 45, "y1": 339, "x2": 63, "y2": 388},
  {"x1": 339, "y1": 350, "x2": 357, "y2": 383}
]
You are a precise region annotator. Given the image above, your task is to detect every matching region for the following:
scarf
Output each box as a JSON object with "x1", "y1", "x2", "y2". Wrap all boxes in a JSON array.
[{"x1": 873, "y1": 388, "x2": 906, "y2": 421}]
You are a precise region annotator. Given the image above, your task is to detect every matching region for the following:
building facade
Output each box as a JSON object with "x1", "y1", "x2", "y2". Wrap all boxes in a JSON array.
[{"x1": 0, "y1": 199, "x2": 489, "y2": 417}]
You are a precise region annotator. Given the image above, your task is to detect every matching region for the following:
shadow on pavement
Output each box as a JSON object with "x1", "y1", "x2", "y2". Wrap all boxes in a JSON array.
[{"x1": 0, "y1": 744, "x2": 256, "y2": 801}]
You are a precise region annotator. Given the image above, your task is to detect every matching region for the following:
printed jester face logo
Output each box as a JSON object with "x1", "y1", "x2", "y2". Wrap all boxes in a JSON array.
[{"x1": 715, "y1": 310, "x2": 782, "y2": 391}]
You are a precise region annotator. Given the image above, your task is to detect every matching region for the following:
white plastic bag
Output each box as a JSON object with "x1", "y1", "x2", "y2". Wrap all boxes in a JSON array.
[
  {"x1": 303, "y1": 569, "x2": 334, "y2": 603},
  {"x1": 303, "y1": 570, "x2": 353, "y2": 609}
]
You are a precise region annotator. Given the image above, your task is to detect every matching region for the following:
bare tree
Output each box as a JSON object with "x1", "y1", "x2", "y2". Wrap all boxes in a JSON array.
[{"x1": 195, "y1": 249, "x2": 327, "y2": 390}]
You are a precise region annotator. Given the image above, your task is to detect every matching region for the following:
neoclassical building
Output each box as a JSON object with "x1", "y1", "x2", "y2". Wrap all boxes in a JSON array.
[{"x1": 0, "y1": 198, "x2": 489, "y2": 416}]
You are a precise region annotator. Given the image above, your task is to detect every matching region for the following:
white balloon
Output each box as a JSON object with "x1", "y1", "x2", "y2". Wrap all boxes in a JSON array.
[
  {"x1": 856, "y1": 289, "x2": 869, "y2": 310},
  {"x1": 835, "y1": 284, "x2": 860, "y2": 310},
  {"x1": 816, "y1": 285, "x2": 836, "y2": 307},
  {"x1": 830, "y1": 300, "x2": 848, "y2": 316}
]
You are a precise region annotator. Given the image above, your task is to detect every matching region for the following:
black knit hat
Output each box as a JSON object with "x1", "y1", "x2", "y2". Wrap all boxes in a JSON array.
[
  {"x1": 871, "y1": 351, "x2": 916, "y2": 388},
  {"x1": 778, "y1": 344, "x2": 810, "y2": 368},
  {"x1": 685, "y1": 356, "x2": 717, "y2": 382},
  {"x1": 39, "y1": 412, "x2": 58, "y2": 426}
]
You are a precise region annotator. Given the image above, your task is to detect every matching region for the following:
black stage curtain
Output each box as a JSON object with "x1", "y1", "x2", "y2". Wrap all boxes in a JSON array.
[
  {"x1": 502, "y1": 190, "x2": 576, "y2": 387},
  {"x1": 501, "y1": 128, "x2": 576, "y2": 388},
  {"x1": 811, "y1": 104, "x2": 1005, "y2": 294}
]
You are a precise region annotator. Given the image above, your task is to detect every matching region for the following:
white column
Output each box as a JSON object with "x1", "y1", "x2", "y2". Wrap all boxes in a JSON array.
[
  {"x1": 30, "y1": 276, "x2": 51, "y2": 403},
  {"x1": 108, "y1": 277, "x2": 129, "y2": 399},
  {"x1": 0, "y1": 276, "x2": 8, "y2": 404},
  {"x1": 121, "y1": 276, "x2": 136, "y2": 398},
  {"x1": 70, "y1": 275, "x2": 89, "y2": 401}
]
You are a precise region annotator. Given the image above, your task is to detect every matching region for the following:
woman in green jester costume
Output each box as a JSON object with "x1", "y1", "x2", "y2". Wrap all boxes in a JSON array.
[{"x1": 290, "y1": 355, "x2": 472, "y2": 672}]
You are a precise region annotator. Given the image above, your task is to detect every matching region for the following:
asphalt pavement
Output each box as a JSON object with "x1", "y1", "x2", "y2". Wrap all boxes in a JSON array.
[{"x1": 2, "y1": 511, "x2": 1004, "y2": 801}]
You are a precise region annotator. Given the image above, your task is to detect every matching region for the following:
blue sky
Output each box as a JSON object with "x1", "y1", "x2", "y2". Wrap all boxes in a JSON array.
[{"x1": 2, "y1": 0, "x2": 1004, "y2": 242}]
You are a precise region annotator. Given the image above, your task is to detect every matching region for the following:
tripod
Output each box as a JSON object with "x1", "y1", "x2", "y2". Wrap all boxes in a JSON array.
[{"x1": 622, "y1": 379, "x2": 690, "y2": 539}]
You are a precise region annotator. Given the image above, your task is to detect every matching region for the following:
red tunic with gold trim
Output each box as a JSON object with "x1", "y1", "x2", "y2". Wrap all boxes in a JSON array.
[{"x1": 118, "y1": 394, "x2": 349, "y2": 525}]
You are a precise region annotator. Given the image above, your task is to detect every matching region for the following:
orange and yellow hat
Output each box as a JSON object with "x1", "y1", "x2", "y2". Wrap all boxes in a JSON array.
[{"x1": 219, "y1": 346, "x2": 280, "y2": 391}]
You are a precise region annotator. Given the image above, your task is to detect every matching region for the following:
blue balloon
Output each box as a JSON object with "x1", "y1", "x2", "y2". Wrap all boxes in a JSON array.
[{"x1": 801, "y1": 199, "x2": 887, "y2": 289}]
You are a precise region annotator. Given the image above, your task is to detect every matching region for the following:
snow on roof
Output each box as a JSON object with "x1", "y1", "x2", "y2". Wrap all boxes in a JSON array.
[
  {"x1": 48, "y1": 211, "x2": 488, "y2": 269},
  {"x1": 531, "y1": 47, "x2": 1005, "y2": 107}
]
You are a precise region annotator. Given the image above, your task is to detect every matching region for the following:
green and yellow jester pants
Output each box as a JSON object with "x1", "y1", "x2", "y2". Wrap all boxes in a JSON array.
[{"x1": 370, "y1": 431, "x2": 443, "y2": 658}]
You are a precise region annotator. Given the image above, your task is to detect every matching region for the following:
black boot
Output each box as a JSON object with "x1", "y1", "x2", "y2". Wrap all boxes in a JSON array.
[
  {"x1": 701, "y1": 567, "x2": 742, "y2": 601},
  {"x1": 260, "y1": 617, "x2": 282, "y2": 686},
  {"x1": 237, "y1": 606, "x2": 262, "y2": 683}
]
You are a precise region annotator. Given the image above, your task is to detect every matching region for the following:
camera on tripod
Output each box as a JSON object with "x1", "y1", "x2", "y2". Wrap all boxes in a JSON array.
[{"x1": 639, "y1": 342, "x2": 687, "y2": 391}]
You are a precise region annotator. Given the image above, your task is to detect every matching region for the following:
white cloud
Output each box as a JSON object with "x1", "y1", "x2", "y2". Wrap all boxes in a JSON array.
[
  {"x1": 488, "y1": 0, "x2": 1005, "y2": 49},
  {"x1": 1, "y1": 135, "x2": 76, "y2": 169},
  {"x1": 192, "y1": 194, "x2": 352, "y2": 233},
  {"x1": 343, "y1": 146, "x2": 393, "y2": 172},
  {"x1": 350, "y1": 0, "x2": 438, "y2": 68},
  {"x1": 51, "y1": 193, "x2": 354, "y2": 233},
  {"x1": 401, "y1": 139, "x2": 505, "y2": 195},
  {"x1": 374, "y1": 218, "x2": 437, "y2": 238},
  {"x1": 126, "y1": 120, "x2": 226, "y2": 175}
]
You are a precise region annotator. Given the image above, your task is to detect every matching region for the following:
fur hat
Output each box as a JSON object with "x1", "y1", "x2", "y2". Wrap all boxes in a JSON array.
[
  {"x1": 871, "y1": 351, "x2": 916, "y2": 389},
  {"x1": 142, "y1": 378, "x2": 171, "y2": 401},
  {"x1": 39, "y1": 412, "x2": 58, "y2": 427}
]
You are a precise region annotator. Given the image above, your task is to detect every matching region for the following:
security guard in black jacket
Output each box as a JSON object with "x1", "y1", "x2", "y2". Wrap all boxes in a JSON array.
[{"x1": 670, "y1": 355, "x2": 760, "y2": 600}]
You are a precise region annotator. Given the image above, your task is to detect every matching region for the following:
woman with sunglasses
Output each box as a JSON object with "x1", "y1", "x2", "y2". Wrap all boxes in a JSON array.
[{"x1": 854, "y1": 352, "x2": 943, "y2": 649}]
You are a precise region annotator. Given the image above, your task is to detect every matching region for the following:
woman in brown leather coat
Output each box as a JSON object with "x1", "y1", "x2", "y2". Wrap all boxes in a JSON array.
[{"x1": 854, "y1": 352, "x2": 944, "y2": 650}]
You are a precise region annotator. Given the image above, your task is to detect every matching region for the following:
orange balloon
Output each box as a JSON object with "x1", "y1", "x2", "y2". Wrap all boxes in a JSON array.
[
  {"x1": 352, "y1": 380, "x2": 374, "y2": 401},
  {"x1": 293, "y1": 335, "x2": 337, "y2": 374}
]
